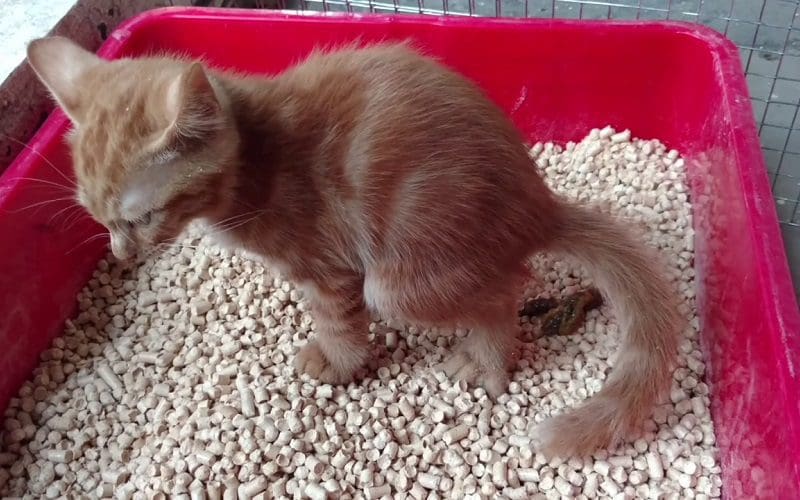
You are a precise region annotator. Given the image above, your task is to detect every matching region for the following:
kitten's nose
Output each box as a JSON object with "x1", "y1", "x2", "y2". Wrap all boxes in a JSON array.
[{"x1": 110, "y1": 233, "x2": 135, "y2": 260}]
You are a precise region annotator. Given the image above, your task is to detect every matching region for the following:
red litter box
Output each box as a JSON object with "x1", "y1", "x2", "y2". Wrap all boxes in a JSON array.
[{"x1": 0, "y1": 8, "x2": 798, "y2": 497}]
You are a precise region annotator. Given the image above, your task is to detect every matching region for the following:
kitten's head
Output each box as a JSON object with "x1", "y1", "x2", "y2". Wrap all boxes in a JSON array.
[{"x1": 27, "y1": 37, "x2": 239, "y2": 260}]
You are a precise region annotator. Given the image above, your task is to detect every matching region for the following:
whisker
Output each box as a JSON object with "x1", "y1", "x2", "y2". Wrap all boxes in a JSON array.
[
  {"x1": 232, "y1": 198, "x2": 262, "y2": 211},
  {"x1": 7, "y1": 176, "x2": 75, "y2": 193},
  {"x1": 120, "y1": 230, "x2": 136, "y2": 245},
  {"x1": 205, "y1": 210, "x2": 266, "y2": 235},
  {"x1": 162, "y1": 240, "x2": 198, "y2": 249},
  {"x1": 66, "y1": 232, "x2": 108, "y2": 255},
  {"x1": 6, "y1": 196, "x2": 79, "y2": 214},
  {"x1": 1, "y1": 132, "x2": 76, "y2": 188},
  {"x1": 153, "y1": 237, "x2": 203, "y2": 254},
  {"x1": 47, "y1": 204, "x2": 83, "y2": 225},
  {"x1": 63, "y1": 210, "x2": 91, "y2": 231},
  {"x1": 216, "y1": 215, "x2": 262, "y2": 233},
  {"x1": 11, "y1": 183, "x2": 72, "y2": 193},
  {"x1": 209, "y1": 209, "x2": 266, "y2": 229}
]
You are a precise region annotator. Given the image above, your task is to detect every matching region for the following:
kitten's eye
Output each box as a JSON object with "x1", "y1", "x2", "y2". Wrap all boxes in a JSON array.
[{"x1": 126, "y1": 211, "x2": 153, "y2": 229}]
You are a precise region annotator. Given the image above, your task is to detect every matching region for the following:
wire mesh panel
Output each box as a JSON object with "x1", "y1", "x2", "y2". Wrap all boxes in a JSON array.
[{"x1": 238, "y1": 0, "x2": 800, "y2": 294}]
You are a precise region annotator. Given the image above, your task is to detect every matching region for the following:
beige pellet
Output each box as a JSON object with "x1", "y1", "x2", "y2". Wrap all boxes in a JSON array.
[
  {"x1": 491, "y1": 460, "x2": 507, "y2": 487},
  {"x1": 646, "y1": 451, "x2": 665, "y2": 481},
  {"x1": 600, "y1": 478, "x2": 620, "y2": 497},
  {"x1": 516, "y1": 468, "x2": 538, "y2": 483},
  {"x1": 189, "y1": 481, "x2": 205, "y2": 500},
  {"x1": 442, "y1": 424, "x2": 468, "y2": 445},
  {"x1": 505, "y1": 486, "x2": 527, "y2": 500},
  {"x1": 298, "y1": 482, "x2": 324, "y2": 500},
  {"x1": 610, "y1": 129, "x2": 631, "y2": 143},
  {"x1": 101, "y1": 469, "x2": 129, "y2": 486},
  {"x1": 507, "y1": 435, "x2": 529, "y2": 448},
  {"x1": 365, "y1": 484, "x2": 391, "y2": 499},
  {"x1": 330, "y1": 452, "x2": 348, "y2": 470},
  {"x1": 96, "y1": 364, "x2": 123, "y2": 393},
  {"x1": 385, "y1": 331, "x2": 399, "y2": 350},
  {"x1": 44, "y1": 449, "x2": 73, "y2": 463},
  {"x1": 137, "y1": 352, "x2": 160, "y2": 365},
  {"x1": 608, "y1": 455, "x2": 633, "y2": 468},
  {"x1": 115, "y1": 483, "x2": 135, "y2": 500},
  {"x1": 417, "y1": 472, "x2": 440, "y2": 491},
  {"x1": 398, "y1": 397, "x2": 415, "y2": 420},
  {"x1": 305, "y1": 456, "x2": 325, "y2": 477},
  {"x1": 409, "y1": 482, "x2": 426, "y2": 500},
  {"x1": 583, "y1": 473, "x2": 599, "y2": 497},
  {"x1": 95, "y1": 483, "x2": 114, "y2": 498},
  {"x1": 240, "y1": 388, "x2": 257, "y2": 418},
  {"x1": 239, "y1": 476, "x2": 267, "y2": 499},
  {"x1": 222, "y1": 478, "x2": 239, "y2": 500},
  {"x1": 206, "y1": 481, "x2": 221, "y2": 500}
]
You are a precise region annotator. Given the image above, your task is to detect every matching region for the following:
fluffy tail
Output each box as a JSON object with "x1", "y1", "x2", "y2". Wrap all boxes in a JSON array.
[{"x1": 534, "y1": 202, "x2": 682, "y2": 457}]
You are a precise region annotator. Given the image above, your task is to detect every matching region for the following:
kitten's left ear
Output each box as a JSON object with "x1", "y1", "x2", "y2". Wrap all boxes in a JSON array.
[{"x1": 27, "y1": 37, "x2": 102, "y2": 124}]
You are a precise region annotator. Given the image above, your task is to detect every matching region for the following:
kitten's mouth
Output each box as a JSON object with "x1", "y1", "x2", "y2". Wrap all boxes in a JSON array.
[{"x1": 111, "y1": 248, "x2": 136, "y2": 261}]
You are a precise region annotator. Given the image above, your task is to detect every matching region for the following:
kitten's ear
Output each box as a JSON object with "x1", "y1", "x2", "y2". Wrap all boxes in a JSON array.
[
  {"x1": 165, "y1": 63, "x2": 222, "y2": 142},
  {"x1": 27, "y1": 37, "x2": 102, "y2": 124}
]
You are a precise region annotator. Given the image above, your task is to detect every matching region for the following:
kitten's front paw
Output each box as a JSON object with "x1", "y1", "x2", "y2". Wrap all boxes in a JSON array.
[{"x1": 295, "y1": 341, "x2": 359, "y2": 385}]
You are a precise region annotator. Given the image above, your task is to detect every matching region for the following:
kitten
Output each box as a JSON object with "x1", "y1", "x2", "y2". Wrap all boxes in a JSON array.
[{"x1": 27, "y1": 36, "x2": 681, "y2": 456}]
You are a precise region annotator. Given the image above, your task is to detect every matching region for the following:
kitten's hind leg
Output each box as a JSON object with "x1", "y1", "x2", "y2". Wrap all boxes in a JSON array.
[
  {"x1": 295, "y1": 276, "x2": 370, "y2": 385},
  {"x1": 367, "y1": 265, "x2": 523, "y2": 397},
  {"x1": 439, "y1": 302, "x2": 521, "y2": 398}
]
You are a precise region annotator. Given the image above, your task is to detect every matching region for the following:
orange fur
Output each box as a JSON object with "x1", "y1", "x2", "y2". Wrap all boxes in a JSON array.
[{"x1": 28, "y1": 37, "x2": 681, "y2": 456}]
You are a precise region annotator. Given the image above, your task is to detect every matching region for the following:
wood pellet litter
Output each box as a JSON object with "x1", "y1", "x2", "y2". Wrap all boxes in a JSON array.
[{"x1": 0, "y1": 126, "x2": 721, "y2": 499}]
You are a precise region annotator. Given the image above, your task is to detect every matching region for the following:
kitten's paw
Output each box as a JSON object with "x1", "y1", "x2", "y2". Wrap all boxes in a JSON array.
[
  {"x1": 438, "y1": 350, "x2": 511, "y2": 398},
  {"x1": 295, "y1": 341, "x2": 359, "y2": 385}
]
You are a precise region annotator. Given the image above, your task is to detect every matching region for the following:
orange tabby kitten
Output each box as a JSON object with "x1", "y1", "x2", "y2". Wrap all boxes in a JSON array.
[{"x1": 27, "y1": 36, "x2": 680, "y2": 456}]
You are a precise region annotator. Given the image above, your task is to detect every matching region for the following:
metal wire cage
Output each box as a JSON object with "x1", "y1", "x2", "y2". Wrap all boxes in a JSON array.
[{"x1": 228, "y1": 0, "x2": 800, "y2": 293}]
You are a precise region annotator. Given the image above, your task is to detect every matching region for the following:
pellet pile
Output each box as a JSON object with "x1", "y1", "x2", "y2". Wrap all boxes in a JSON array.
[{"x1": 0, "y1": 127, "x2": 721, "y2": 499}]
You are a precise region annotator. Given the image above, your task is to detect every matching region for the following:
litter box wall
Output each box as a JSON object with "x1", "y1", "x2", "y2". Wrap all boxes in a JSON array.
[{"x1": 0, "y1": 8, "x2": 798, "y2": 498}]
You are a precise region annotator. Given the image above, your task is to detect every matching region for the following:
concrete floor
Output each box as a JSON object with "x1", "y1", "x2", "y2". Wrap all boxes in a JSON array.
[{"x1": 0, "y1": 0, "x2": 75, "y2": 82}]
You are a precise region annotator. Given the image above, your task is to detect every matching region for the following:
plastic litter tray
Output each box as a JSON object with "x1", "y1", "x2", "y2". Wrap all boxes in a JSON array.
[{"x1": 0, "y1": 8, "x2": 797, "y2": 497}]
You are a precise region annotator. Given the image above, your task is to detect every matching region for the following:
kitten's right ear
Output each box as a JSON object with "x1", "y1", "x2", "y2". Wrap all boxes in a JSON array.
[
  {"x1": 164, "y1": 63, "x2": 223, "y2": 143},
  {"x1": 27, "y1": 37, "x2": 102, "y2": 124}
]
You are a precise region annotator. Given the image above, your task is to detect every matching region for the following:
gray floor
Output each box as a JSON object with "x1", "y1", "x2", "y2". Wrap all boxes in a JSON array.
[{"x1": 0, "y1": 0, "x2": 75, "y2": 82}]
